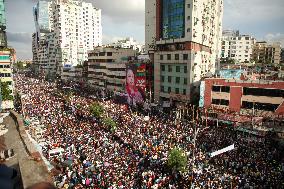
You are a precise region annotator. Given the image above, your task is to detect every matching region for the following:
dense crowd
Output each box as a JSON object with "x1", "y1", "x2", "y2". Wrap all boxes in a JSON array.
[{"x1": 15, "y1": 74, "x2": 284, "y2": 189}]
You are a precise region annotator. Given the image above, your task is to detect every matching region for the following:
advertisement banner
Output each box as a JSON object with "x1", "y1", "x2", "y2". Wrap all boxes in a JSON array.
[{"x1": 126, "y1": 63, "x2": 146, "y2": 106}]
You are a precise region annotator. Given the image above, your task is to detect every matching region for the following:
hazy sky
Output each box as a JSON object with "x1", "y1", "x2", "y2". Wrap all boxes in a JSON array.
[{"x1": 5, "y1": 0, "x2": 284, "y2": 60}]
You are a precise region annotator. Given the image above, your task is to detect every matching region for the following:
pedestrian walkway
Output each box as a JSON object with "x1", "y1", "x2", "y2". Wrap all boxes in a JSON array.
[{"x1": 3, "y1": 115, "x2": 52, "y2": 188}]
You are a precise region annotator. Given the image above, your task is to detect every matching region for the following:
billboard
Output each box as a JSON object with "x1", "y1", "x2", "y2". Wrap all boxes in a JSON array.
[{"x1": 125, "y1": 63, "x2": 146, "y2": 106}]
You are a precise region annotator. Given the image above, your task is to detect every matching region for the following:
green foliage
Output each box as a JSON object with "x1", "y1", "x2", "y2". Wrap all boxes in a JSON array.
[
  {"x1": 0, "y1": 81, "x2": 13, "y2": 101},
  {"x1": 89, "y1": 102, "x2": 104, "y2": 118},
  {"x1": 15, "y1": 61, "x2": 24, "y2": 70},
  {"x1": 167, "y1": 147, "x2": 188, "y2": 173},
  {"x1": 75, "y1": 64, "x2": 83, "y2": 68},
  {"x1": 102, "y1": 117, "x2": 117, "y2": 132}
]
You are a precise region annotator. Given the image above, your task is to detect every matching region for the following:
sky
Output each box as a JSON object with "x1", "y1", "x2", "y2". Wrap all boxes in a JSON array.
[{"x1": 5, "y1": 0, "x2": 284, "y2": 60}]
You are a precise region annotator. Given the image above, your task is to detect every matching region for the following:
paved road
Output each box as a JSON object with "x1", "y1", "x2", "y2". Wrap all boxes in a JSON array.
[{"x1": 3, "y1": 115, "x2": 52, "y2": 189}]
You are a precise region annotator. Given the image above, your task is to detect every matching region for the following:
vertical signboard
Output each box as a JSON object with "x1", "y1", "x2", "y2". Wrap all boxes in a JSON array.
[{"x1": 125, "y1": 63, "x2": 146, "y2": 106}]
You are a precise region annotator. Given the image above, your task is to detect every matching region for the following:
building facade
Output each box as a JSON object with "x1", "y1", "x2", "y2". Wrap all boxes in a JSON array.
[
  {"x1": 220, "y1": 31, "x2": 256, "y2": 64},
  {"x1": 0, "y1": 0, "x2": 6, "y2": 48},
  {"x1": 252, "y1": 42, "x2": 281, "y2": 64},
  {"x1": 87, "y1": 47, "x2": 137, "y2": 92},
  {"x1": 201, "y1": 78, "x2": 284, "y2": 118},
  {"x1": 109, "y1": 37, "x2": 145, "y2": 54},
  {"x1": 146, "y1": 0, "x2": 224, "y2": 104},
  {"x1": 33, "y1": 0, "x2": 102, "y2": 78}
]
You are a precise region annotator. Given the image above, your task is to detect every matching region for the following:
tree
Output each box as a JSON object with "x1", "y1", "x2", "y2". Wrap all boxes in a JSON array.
[
  {"x1": 15, "y1": 61, "x2": 24, "y2": 70},
  {"x1": 167, "y1": 147, "x2": 188, "y2": 173},
  {"x1": 102, "y1": 117, "x2": 117, "y2": 132},
  {"x1": 0, "y1": 81, "x2": 13, "y2": 101},
  {"x1": 89, "y1": 102, "x2": 104, "y2": 118}
]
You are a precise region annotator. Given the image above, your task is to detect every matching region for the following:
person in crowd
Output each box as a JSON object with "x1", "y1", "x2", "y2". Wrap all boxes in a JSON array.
[{"x1": 14, "y1": 73, "x2": 284, "y2": 189}]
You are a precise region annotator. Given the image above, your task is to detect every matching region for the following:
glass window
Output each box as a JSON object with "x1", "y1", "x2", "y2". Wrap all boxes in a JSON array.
[
  {"x1": 184, "y1": 66, "x2": 187, "y2": 73},
  {"x1": 168, "y1": 87, "x2": 171, "y2": 93},
  {"x1": 183, "y1": 54, "x2": 188, "y2": 60},
  {"x1": 183, "y1": 89, "x2": 186, "y2": 95},
  {"x1": 167, "y1": 54, "x2": 171, "y2": 60},
  {"x1": 176, "y1": 66, "x2": 180, "y2": 72},
  {"x1": 175, "y1": 88, "x2": 179, "y2": 94},
  {"x1": 184, "y1": 78, "x2": 187, "y2": 85},
  {"x1": 160, "y1": 55, "x2": 163, "y2": 60},
  {"x1": 176, "y1": 77, "x2": 180, "y2": 83},
  {"x1": 175, "y1": 54, "x2": 179, "y2": 60},
  {"x1": 168, "y1": 65, "x2": 172, "y2": 72},
  {"x1": 168, "y1": 76, "x2": 172, "y2": 83},
  {"x1": 161, "y1": 75, "x2": 165, "y2": 82},
  {"x1": 161, "y1": 65, "x2": 165, "y2": 71},
  {"x1": 161, "y1": 86, "x2": 164, "y2": 92}
]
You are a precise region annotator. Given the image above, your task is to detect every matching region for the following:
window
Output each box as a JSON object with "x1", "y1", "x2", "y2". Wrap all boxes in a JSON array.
[
  {"x1": 183, "y1": 89, "x2": 186, "y2": 95},
  {"x1": 176, "y1": 77, "x2": 180, "y2": 84},
  {"x1": 187, "y1": 28, "x2": 191, "y2": 32},
  {"x1": 168, "y1": 65, "x2": 172, "y2": 72},
  {"x1": 107, "y1": 52, "x2": 112, "y2": 56},
  {"x1": 212, "y1": 85, "x2": 230, "y2": 93},
  {"x1": 243, "y1": 87, "x2": 284, "y2": 97},
  {"x1": 161, "y1": 86, "x2": 164, "y2": 92},
  {"x1": 187, "y1": 16, "x2": 190, "y2": 20},
  {"x1": 184, "y1": 78, "x2": 187, "y2": 85},
  {"x1": 242, "y1": 101, "x2": 279, "y2": 112},
  {"x1": 175, "y1": 54, "x2": 179, "y2": 60},
  {"x1": 212, "y1": 99, "x2": 229, "y2": 106},
  {"x1": 160, "y1": 55, "x2": 163, "y2": 60},
  {"x1": 184, "y1": 66, "x2": 187, "y2": 73},
  {"x1": 161, "y1": 75, "x2": 165, "y2": 82},
  {"x1": 176, "y1": 66, "x2": 180, "y2": 72},
  {"x1": 175, "y1": 88, "x2": 179, "y2": 94},
  {"x1": 99, "y1": 52, "x2": 105, "y2": 56},
  {"x1": 167, "y1": 54, "x2": 171, "y2": 60},
  {"x1": 168, "y1": 76, "x2": 172, "y2": 83},
  {"x1": 161, "y1": 65, "x2": 165, "y2": 71},
  {"x1": 168, "y1": 87, "x2": 171, "y2": 93},
  {"x1": 183, "y1": 54, "x2": 188, "y2": 60},
  {"x1": 187, "y1": 4, "x2": 190, "y2": 8}
]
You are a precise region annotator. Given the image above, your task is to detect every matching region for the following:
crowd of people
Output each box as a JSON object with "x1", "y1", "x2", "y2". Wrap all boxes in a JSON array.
[{"x1": 15, "y1": 74, "x2": 284, "y2": 189}]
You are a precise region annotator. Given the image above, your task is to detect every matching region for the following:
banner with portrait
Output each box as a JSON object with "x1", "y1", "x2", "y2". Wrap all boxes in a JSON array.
[{"x1": 125, "y1": 63, "x2": 146, "y2": 106}]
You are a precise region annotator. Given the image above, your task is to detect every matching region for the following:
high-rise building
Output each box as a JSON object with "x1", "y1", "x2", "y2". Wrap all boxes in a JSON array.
[
  {"x1": 145, "y1": 0, "x2": 224, "y2": 104},
  {"x1": 0, "y1": 0, "x2": 7, "y2": 48},
  {"x1": 33, "y1": 0, "x2": 102, "y2": 78}
]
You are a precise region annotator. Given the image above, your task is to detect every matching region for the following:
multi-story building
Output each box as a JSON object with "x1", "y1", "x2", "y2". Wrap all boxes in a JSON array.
[
  {"x1": 145, "y1": 0, "x2": 224, "y2": 104},
  {"x1": 109, "y1": 37, "x2": 145, "y2": 54},
  {"x1": 281, "y1": 48, "x2": 284, "y2": 64},
  {"x1": 0, "y1": 0, "x2": 6, "y2": 48},
  {"x1": 200, "y1": 78, "x2": 284, "y2": 119},
  {"x1": 220, "y1": 31, "x2": 256, "y2": 64},
  {"x1": 87, "y1": 47, "x2": 137, "y2": 92},
  {"x1": 0, "y1": 50, "x2": 14, "y2": 109},
  {"x1": 252, "y1": 42, "x2": 281, "y2": 64},
  {"x1": 33, "y1": 0, "x2": 102, "y2": 78}
]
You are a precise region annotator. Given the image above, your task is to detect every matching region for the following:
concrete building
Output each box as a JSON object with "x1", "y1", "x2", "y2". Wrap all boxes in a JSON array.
[
  {"x1": 281, "y1": 48, "x2": 284, "y2": 64},
  {"x1": 0, "y1": 0, "x2": 6, "y2": 48},
  {"x1": 87, "y1": 47, "x2": 136, "y2": 92},
  {"x1": 220, "y1": 31, "x2": 256, "y2": 64},
  {"x1": 109, "y1": 37, "x2": 145, "y2": 54},
  {"x1": 252, "y1": 42, "x2": 281, "y2": 64},
  {"x1": 200, "y1": 78, "x2": 284, "y2": 119},
  {"x1": 145, "y1": 0, "x2": 224, "y2": 104},
  {"x1": 33, "y1": 0, "x2": 102, "y2": 78}
]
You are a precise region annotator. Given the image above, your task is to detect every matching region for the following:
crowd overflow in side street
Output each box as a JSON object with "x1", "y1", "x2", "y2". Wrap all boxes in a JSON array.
[{"x1": 14, "y1": 73, "x2": 284, "y2": 189}]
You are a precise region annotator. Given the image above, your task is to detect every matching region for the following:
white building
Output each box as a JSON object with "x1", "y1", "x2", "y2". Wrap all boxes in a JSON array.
[
  {"x1": 221, "y1": 30, "x2": 256, "y2": 63},
  {"x1": 145, "y1": 0, "x2": 223, "y2": 103},
  {"x1": 109, "y1": 37, "x2": 145, "y2": 53},
  {"x1": 33, "y1": 0, "x2": 102, "y2": 78}
]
